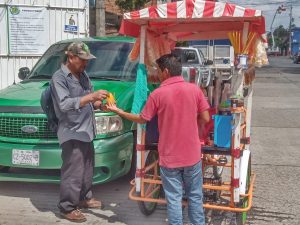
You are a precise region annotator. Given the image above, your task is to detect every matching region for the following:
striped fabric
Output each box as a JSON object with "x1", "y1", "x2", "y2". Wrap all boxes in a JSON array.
[
  {"x1": 124, "y1": 0, "x2": 262, "y2": 20},
  {"x1": 120, "y1": 0, "x2": 265, "y2": 42}
]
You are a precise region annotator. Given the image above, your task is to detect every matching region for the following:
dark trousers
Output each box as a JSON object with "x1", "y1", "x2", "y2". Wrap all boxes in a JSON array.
[{"x1": 58, "y1": 140, "x2": 95, "y2": 213}]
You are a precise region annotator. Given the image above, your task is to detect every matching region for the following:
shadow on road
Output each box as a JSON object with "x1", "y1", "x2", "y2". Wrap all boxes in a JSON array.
[
  {"x1": 0, "y1": 178, "x2": 131, "y2": 224},
  {"x1": 0, "y1": 177, "x2": 239, "y2": 225},
  {"x1": 248, "y1": 206, "x2": 296, "y2": 224}
]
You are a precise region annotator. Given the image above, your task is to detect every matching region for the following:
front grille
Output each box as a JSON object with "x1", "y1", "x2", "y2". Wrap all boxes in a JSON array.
[{"x1": 0, "y1": 116, "x2": 57, "y2": 139}]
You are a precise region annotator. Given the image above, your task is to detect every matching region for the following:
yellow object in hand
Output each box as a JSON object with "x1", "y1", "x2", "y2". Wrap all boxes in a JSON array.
[{"x1": 106, "y1": 92, "x2": 116, "y2": 105}]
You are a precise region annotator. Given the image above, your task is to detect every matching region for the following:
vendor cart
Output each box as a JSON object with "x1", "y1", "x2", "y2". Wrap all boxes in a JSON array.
[{"x1": 119, "y1": 0, "x2": 268, "y2": 224}]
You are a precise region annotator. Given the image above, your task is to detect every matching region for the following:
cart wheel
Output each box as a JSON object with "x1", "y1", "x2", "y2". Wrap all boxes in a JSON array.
[
  {"x1": 236, "y1": 156, "x2": 251, "y2": 225},
  {"x1": 213, "y1": 165, "x2": 223, "y2": 179},
  {"x1": 137, "y1": 150, "x2": 161, "y2": 216},
  {"x1": 127, "y1": 131, "x2": 137, "y2": 179},
  {"x1": 212, "y1": 155, "x2": 228, "y2": 179}
]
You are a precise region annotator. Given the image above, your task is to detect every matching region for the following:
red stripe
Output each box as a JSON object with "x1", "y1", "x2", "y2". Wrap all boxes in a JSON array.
[
  {"x1": 148, "y1": 5, "x2": 158, "y2": 18},
  {"x1": 241, "y1": 137, "x2": 251, "y2": 144},
  {"x1": 244, "y1": 9, "x2": 256, "y2": 17},
  {"x1": 130, "y1": 10, "x2": 140, "y2": 19},
  {"x1": 167, "y1": 2, "x2": 177, "y2": 18},
  {"x1": 135, "y1": 168, "x2": 145, "y2": 178},
  {"x1": 231, "y1": 178, "x2": 240, "y2": 188},
  {"x1": 203, "y1": 1, "x2": 215, "y2": 17},
  {"x1": 232, "y1": 148, "x2": 241, "y2": 158},
  {"x1": 186, "y1": 0, "x2": 194, "y2": 18},
  {"x1": 223, "y1": 3, "x2": 235, "y2": 17},
  {"x1": 136, "y1": 144, "x2": 145, "y2": 151}
]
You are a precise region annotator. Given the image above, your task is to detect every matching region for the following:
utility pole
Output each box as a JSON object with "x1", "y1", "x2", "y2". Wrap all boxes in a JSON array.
[
  {"x1": 96, "y1": 0, "x2": 105, "y2": 37},
  {"x1": 270, "y1": 7, "x2": 280, "y2": 52},
  {"x1": 270, "y1": 5, "x2": 286, "y2": 53},
  {"x1": 289, "y1": 4, "x2": 293, "y2": 56},
  {"x1": 270, "y1": 11, "x2": 277, "y2": 51}
]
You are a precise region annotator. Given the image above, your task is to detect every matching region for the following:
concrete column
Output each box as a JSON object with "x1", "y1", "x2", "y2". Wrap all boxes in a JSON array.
[{"x1": 96, "y1": 0, "x2": 105, "y2": 37}]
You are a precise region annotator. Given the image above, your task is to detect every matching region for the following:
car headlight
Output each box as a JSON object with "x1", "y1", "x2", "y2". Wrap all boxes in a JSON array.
[{"x1": 95, "y1": 115, "x2": 123, "y2": 135}]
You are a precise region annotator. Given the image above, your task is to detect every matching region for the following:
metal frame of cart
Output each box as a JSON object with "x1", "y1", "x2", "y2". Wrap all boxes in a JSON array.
[{"x1": 119, "y1": 0, "x2": 267, "y2": 224}]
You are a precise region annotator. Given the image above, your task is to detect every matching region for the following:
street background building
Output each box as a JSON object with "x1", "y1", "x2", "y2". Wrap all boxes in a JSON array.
[{"x1": 0, "y1": 0, "x2": 89, "y2": 89}]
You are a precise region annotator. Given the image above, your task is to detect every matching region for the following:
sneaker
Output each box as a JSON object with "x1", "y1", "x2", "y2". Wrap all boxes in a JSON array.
[
  {"x1": 79, "y1": 198, "x2": 103, "y2": 209},
  {"x1": 60, "y1": 209, "x2": 86, "y2": 223}
]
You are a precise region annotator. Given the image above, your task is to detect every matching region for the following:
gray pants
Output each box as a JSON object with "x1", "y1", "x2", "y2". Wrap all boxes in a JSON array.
[{"x1": 58, "y1": 140, "x2": 95, "y2": 213}]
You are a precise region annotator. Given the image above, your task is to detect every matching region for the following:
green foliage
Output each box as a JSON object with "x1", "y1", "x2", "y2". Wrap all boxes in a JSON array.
[
  {"x1": 274, "y1": 25, "x2": 288, "y2": 38},
  {"x1": 116, "y1": 0, "x2": 149, "y2": 11},
  {"x1": 175, "y1": 41, "x2": 188, "y2": 47},
  {"x1": 274, "y1": 25, "x2": 289, "y2": 48},
  {"x1": 268, "y1": 25, "x2": 289, "y2": 48}
]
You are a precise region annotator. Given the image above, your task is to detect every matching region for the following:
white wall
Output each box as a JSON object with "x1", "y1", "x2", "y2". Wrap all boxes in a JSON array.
[{"x1": 0, "y1": 0, "x2": 89, "y2": 89}]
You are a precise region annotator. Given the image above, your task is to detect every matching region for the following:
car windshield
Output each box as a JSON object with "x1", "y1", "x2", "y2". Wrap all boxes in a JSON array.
[
  {"x1": 197, "y1": 49, "x2": 205, "y2": 63},
  {"x1": 28, "y1": 41, "x2": 138, "y2": 81},
  {"x1": 172, "y1": 49, "x2": 200, "y2": 65}
]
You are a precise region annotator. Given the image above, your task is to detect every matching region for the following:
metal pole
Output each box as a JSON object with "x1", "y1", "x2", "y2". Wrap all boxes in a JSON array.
[
  {"x1": 270, "y1": 9, "x2": 278, "y2": 51},
  {"x1": 136, "y1": 26, "x2": 146, "y2": 194},
  {"x1": 95, "y1": 0, "x2": 105, "y2": 36},
  {"x1": 289, "y1": 5, "x2": 293, "y2": 56}
]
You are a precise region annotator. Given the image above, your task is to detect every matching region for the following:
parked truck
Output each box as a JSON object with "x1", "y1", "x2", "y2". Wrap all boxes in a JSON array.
[
  {"x1": 291, "y1": 27, "x2": 300, "y2": 61},
  {"x1": 190, "y1": 39, "x2": 234, "y2": 80},
  {"x1": 172, "y1": 47, "x2": 213, "y2": 87},
  {"x1": 0, "y1": 36, "x2": 161, "y2": 184}
]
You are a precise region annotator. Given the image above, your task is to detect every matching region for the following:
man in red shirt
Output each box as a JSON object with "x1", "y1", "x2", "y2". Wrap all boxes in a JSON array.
[{"x1": 107, "y1": 54, "x2": 209, "y2": 225}]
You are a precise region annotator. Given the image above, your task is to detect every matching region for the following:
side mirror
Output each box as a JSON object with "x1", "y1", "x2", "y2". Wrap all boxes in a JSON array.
[
  {"x1": 205, "y1": 60, "x2": 213, "y2": 65},
  {"x1": 18, "y1": 67, "x2": 30, "y2": 80}
]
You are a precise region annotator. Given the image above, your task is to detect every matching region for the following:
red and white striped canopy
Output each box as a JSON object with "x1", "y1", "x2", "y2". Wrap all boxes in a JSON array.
[{"x1": 119, "y1": 0, "x2": 266, "y2": 41}]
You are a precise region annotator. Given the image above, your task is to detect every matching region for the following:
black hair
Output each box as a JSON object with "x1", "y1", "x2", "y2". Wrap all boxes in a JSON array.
[
  {"x1": 155, "y1": 53, "x2": 182, "y2": 77},
  {"x1": 62, "y1": 54, "x2": 68, "y2": 63}
]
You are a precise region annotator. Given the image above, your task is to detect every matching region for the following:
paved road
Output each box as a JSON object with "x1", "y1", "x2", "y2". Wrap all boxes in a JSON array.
[
  {"x1": 0, "y1": 56, "x2": 300, "y2": 225},
  {"x1": 248, "y1": 56, "x2": 300, "y2": 225}
]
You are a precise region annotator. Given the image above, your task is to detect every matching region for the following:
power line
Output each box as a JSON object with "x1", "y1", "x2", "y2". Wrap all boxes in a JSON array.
[
  {"x1": 217, "y1": 0, "x2": 300, "y2": 12},
  {"x1": 220, "y1": 0, "x2": 300, "y2": 7}
]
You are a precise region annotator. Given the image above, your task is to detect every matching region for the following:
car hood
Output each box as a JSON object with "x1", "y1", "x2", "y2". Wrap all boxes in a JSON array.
[{"x1": 0, "y1": 80, "x2": 136, "y2": 113}]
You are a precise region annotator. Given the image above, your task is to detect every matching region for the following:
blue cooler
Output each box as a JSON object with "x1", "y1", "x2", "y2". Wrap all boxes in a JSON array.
[{"x1": 213, "y1": 115, "x2": 232, "y2": 148}]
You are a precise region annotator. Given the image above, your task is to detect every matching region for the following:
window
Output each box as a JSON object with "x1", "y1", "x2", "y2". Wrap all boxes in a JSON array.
[{"x1": 28, "y1": 41, "x2": 138, "y2": 81}]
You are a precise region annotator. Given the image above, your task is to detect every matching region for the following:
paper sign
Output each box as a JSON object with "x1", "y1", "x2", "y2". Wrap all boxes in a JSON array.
[
  {"x1": 8, "y1": 6, "x2": 49, "y2": 55},
  {"x1": 65, "y1": 12, "x2": 78, "y2": 32}
]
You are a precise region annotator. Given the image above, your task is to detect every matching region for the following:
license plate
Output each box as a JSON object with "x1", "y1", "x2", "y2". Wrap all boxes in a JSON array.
[{"x1": 12, "y1": 149, "x2": 39, "y2": 166}]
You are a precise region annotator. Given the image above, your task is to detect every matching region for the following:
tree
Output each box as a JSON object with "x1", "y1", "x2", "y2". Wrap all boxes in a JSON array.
[
  {"x1": 267, "y1": 25, "x2": 289, "y2": 49},
  {"x1": 116, "y1": 0, "x2": 149, "y2": 11},
  {"x1": 273, "y1": 25, "x2": 289, "y2": 49}
]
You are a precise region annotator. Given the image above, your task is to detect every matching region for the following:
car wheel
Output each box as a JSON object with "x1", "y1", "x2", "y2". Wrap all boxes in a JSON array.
[{"x1": 127, "y1": 131, "x2": 137, "y2": 179}]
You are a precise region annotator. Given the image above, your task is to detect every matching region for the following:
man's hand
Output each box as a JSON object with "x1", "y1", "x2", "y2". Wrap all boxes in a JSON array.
[
  {"x1": 80, "y1": 90, "x2": 108, "y2": 107},
  {"x1": 106, "y1": 102, "x2": 146, "y2": 124},
  {"x1": 93, "y1": 90, "x2": 108, "y2": 102},
  {"x1": 106, "y1": 103, "x2": 123, "y2": 114},
  {"x1": 93, "y1": 100, "x2": 102, "y2": 110}
]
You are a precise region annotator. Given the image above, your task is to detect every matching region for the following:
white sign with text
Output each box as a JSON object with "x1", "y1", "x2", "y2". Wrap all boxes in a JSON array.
[{"x1": 8, "y1": 6, "x2": 49, "y2": 55}]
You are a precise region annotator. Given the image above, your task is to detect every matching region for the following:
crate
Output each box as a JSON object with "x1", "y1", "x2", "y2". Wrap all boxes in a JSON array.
[{"x1": 213, "y1": 115, "x2": 232, "y2": 148}]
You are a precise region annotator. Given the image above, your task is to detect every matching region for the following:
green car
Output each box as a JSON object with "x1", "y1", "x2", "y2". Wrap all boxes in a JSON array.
[{"x1": 0, "y1": 36, "x2": 156, "y2": 184}]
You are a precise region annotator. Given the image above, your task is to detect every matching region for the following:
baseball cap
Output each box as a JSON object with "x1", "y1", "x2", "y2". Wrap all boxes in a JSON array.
[{"x1": 66, "y1": 42, "x2": 96, "y2": 60}]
